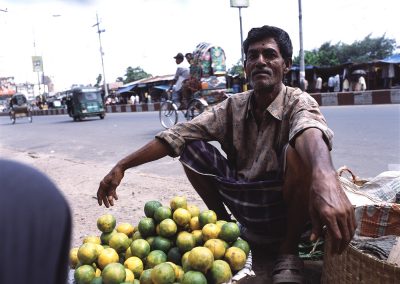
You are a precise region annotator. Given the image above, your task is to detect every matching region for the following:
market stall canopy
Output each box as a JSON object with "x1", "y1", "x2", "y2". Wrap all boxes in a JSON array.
[
  {"x1": 351, "y1": 69, "x2": 367, "y2": 75},
  {"x1": 379, "y1": 54, "x2": 400, "y2": 64}
]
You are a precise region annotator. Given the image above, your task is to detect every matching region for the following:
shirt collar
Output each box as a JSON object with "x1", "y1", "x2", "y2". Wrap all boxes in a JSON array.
[{"x1": 247, "y1": 83, "x2": 286, "y2": 121}]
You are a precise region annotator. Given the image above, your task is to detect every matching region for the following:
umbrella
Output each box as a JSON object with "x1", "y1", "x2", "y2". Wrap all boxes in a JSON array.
[{"x1": 351, "y1": 69, "x2": 367, "y2": 75}]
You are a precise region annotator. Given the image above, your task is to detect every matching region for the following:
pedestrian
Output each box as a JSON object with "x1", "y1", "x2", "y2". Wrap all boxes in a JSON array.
[
  {"x1": 0, "y1": 159, "x2": 71, "y2": 284},
  {"x1": 342, "y1": 77, "x2": 350, "y2": 92},
  {"x1": 97, "y1": 25, "x2": 355, "y2": 283},
  {"x1": 315, "y1": 76, "x2": 322, "y2": 93},
  {"x1": 328, "y1": 76, "x2": 335, "y2": 92}
]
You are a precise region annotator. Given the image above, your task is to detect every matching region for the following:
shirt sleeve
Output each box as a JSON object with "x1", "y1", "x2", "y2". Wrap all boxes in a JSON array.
[
  {"x1": 288, "y1": 92, "x2": 334, "y2": 150},
  {"x1": 156, "y1": 100, "x2": 230, "y2": 157}
]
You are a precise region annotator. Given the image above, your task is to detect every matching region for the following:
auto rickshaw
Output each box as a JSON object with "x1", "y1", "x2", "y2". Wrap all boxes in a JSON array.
[
  {"x1": 159, "y1": 42, "x2": 230, "y2": 129},
  {"x1": 65, "y1": 87, "x2": 106, "y2": 121},
  {"x1": 9, "y1": 93, "x2": 32, "y2": 124}
]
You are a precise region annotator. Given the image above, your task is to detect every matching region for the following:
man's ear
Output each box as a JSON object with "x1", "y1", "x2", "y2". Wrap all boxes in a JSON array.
[{"x1": 284, "y1": 59, "x2": 292, "y2": 74}]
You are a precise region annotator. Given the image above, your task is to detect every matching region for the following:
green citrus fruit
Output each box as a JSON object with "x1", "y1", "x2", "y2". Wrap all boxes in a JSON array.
[
  {"x1": 138, "y1": 217, "x2": 156, "y2": 238},
  {"x1": 154, "y1": 206, "x2": 172, "y2": 223},
  {"x1": 198, "y1": 210, "x2": 217, "y2": 228},
  {"x1": 181, "y1": 270, "x2": 207, "y2": 284},
  {"x1": 144, "y1": 200, "x2": 163, "y2": 218},
  {"x1": 232, "y1": 239, "x2": 250, "y2": 257},
  {"x1": 159, "y1": 218, "x2": 178, "y2": 238},
  {"x1": 100, "y1": 229, "x2": 117, "y2": 245},
  {"x1": 130, "y1": 239, "x2": 150, "y2": 259},
  {"x1": 219, "y1": 222, "x2": 240, "y2": 243},
  {"x1": 74, "y1": 264, "x2": 96, "y2": 284},
  {"x1": 146, "y1": 250, "x2": 167, "y2": 269},
  {"x1": 139, "y1": 269, "x2": 153, "y2": 284},
  {"x1": 102, "y1": 262, "x2": 126, "y2": 284},
  {"x1": 97, "y1": 214, "x2": 117, "y2": 233},
  {"x1": 209, "y1": 259, "x2": 232, "y2": 284},
  {"x1": 152, "y1": 236, "x2": 172, "y2": 253},
  {"x1": 176, "y1": 231, "x2": 196, "y2": 253},
  {"x1": 109, "y1": 232, "x2": 131, "y2": 253},
  {"x1": 151, "y1": 262, "x2": 176, "y2": 284},
  {"x1": 78, "y1": 243, "x2": 98, "y2": 265},
  {"x1": 167, "y1": 247, "x2": 182, "y2": 265}
]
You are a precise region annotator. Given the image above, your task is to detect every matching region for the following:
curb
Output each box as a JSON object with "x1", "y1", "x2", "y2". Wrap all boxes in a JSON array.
[{"x1": 1, "y1": 89, "x2": 398, "y2": 117}]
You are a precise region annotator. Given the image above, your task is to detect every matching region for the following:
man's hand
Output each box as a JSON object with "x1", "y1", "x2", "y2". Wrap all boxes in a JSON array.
[
  {"x1": 309, "y1": 171, "x2": 356, "y2": 254},
  {"x1": 97, "y1": 165, "x2": 124, "y2": 208}
]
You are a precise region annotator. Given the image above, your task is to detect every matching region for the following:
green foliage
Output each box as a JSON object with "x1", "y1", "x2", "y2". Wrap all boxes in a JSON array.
[
  {"x1": 293, "y1": 34, "x2": 396, "y2": 67},
  {"x1": 123, "y1": 66, "x2": 152, "y2": 84},
  {"x1": 228, "y1": 60, "x2": 244, "y2": 77}
]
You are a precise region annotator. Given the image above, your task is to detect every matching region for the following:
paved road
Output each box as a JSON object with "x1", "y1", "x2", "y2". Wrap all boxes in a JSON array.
[{"x1": 0, "y1": 104, "x2": 399, "y2": 178}]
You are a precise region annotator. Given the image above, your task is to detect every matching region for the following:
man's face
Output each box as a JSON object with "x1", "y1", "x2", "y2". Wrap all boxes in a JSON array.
[{"x1": 245, "y1": 38, "x2": 290, "y2": 91}]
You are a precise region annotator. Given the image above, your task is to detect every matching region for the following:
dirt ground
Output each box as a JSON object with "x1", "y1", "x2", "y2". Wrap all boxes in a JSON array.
[{"x1": 0, "y1": 146, "x2": 207, "y2": 248}]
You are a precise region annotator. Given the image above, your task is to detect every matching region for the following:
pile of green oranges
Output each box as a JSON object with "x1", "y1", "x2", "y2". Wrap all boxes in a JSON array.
[{"x1": 71, "y1": 196, "x2": 250, "y2": 284}]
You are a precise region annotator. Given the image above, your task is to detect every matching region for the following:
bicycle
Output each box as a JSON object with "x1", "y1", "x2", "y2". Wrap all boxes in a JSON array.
[{"x1": 159, "y1": 90, "x2": 208, "y2": 129}]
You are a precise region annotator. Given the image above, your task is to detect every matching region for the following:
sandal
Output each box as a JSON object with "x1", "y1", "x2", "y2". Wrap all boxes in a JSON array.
[{"x1": 272, "y1": 254, "x2": 304, "y2": 284}]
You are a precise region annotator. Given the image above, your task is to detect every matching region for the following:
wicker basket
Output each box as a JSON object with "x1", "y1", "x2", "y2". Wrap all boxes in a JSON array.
[{"x1": 322, "y1": 236, "x2": 400, "y2": 283}]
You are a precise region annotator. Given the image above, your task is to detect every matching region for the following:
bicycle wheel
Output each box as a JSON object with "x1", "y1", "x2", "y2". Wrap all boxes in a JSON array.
[
  {"x1": 186, "y1": 99, "x2": 205, "y2": 121},
  {"x1": 159, "y1": 101, "x2": 178, "y2": 129}
]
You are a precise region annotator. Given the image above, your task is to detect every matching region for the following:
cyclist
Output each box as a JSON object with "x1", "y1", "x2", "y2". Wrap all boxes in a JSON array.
[{"x1": 168, "y1": 52, "x2": 189, "y2": 109}]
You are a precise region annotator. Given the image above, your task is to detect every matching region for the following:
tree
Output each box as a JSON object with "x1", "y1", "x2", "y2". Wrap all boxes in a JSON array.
[
  {"x1": 228, "y1": 60, "x2": 244, "y2": 77},
  {"x1": 293, "y1": 34, "x2": 396, "y2": 66},
  {"x1": 94, "y1": 74, "x2": 102, "y2": 87},
  {"x1": 123, "y1": 66, "x2": 152, "y2": 84}
]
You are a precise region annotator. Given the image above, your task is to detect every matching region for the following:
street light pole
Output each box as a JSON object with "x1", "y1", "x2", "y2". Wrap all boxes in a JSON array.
[
  {"x1": 298, "y1": 0, "x2": 306, "y2": 91},
  {"x1": 93, "y1": 13, "x2": 108, "y2": 98}
]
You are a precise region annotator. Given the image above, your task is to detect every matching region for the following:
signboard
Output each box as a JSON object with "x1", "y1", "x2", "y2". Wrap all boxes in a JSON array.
[
  {"x1": 32, "y1": 56, "x2": 43, "y2": 72},
  {"x1": 230, "y1": 0, "x2": 249, "y2": 8}
]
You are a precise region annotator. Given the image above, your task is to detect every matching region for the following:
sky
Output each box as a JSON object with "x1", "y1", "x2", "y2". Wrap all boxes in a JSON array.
[{"x1": 0, "y1": 0, "x2": 399, "y2": 91}]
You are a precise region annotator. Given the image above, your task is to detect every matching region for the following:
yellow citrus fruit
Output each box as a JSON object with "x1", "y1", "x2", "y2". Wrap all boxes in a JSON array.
[
  {"x1": 95, "y1": 268, "x2": 101, "y2": 277},
  {"x1": 83, "y1": 235, "x2": 101, "y2": 245},
  {"x1": 167, "y1": 247, "x2": 182, "y2": 265},
  {"x1": 100, "y1": 229, "x2": 117, "y2": 245},
  {"x1": 109, "y1": 232, "x2": 131, "y2": 253},
  {"x1": 188, "y1": 246, "x2": 214, "y2": 274},
  {"x1": 181, "y1": 251, "x2": 192, "y2": 272},
  {"x1": 174, "y1": 265, "x2": 185, "y2": 282},
  {"x1": 170, "y1": 196, "x2": 187, "y2": 211},
  {"x1": 187, "y1": 204, "x2": 200, "y2": 217},
  {"x1": 94, "y1": 244, "x2": 105, "y2": 257},
  {"x1": 97, "y1": 247, "x2": 119, "y2": 269},
  {"x1": 130, "y1": 239, "x2": 150, "y2": 259},
  {"x1": 202, "y1": 223, "x2": 221, "y2": 242},
  {"x1": 69, "y1": 247, "x2": 79, "y2": 268},
  {"x1": 97, "y1": 214, "x2": 116, "y2": 233},
  {"x1": 181, "y1": 270, "x2": 207, "y2": 284},
  {"x1": 204, "y1": 239, "x2": 226, "y2": 260},
  {"x1": 146, "y1": 236, "x2": 155, "y2": 248},
  {"x1": 144, "y1": 200, "x2": 163, "y2": 218},
  {"x1": 219, "y1": 222, "x2": 240, "y2": 243},
  {"x1": 209, "y1": 259, "x2": 232, "y2": 284},
  {"x1": 173, "y1": 208, "x2": 191, "y2": 227},
  {"x1": 189, "y1": 216, "x2": 200, "y2": 231},
  {"x1": 77, "y1": 243, "x2": 98, "y2": 265},
  {"x1": 176, "y1": 231, "x2": 196, "y2": 253},
  {"x1": 152, "y1": 236, "x2": 172, "y2": 253},
  {"x1": 192, "y1": 230, "x2": 203, "y2": 246},
  {"x1": 216, "y1": 220, "x2": 227, "y2": 229},
  {"x1": 138, "y1": 217, "x2": 156, "y2": 238},
  {"x1": 198, "y1": 210, "x2": 217, "y2": 228},
  {"x1": 125, "y1": 268, "x2": 135, "y2": 282},
  {"x1": 224, "y1": 247, "x2": 247, "y2": 271},
  {"x1": 101, "y1": 262, "x2": 126, "y2": 284},
  {"x1": 151, "y1": 262, "x2": 176, "y2": 284},
  {"x1": 133, "y1": 279, "x2": 140, "y2": 284},
  {"x1": 116, "y1": 222, "x2": 135, "y2": 237},
  {"x1": 74, "y1": 264, "x2": 96, "y2": 284},
  {"x1": 139, "y1": 269, "x2": 153, "y2": 284},
  {"x1": 146, "y1": 250, "x2": 167, "y2": 269},
  {"x1": 232, "y1": 239, "x2": 250, "y2": 257},
  {"x1": 124, "y1": 256, "x2": 144, "y2": 279},
  {"x1": 159, "y1": 218, "x2": 178, "y2": 237},
  {"x1": 125, "y1": 246, "x2": 133, "y2": 259},
  {"x1": 154, "y1": 206, "x2": 172, "y2": 223}
]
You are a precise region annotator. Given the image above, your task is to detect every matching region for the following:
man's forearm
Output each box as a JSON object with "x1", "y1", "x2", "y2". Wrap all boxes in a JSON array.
[{"x1": 116, "y1": 138, "x2": 172, "y2": 171}]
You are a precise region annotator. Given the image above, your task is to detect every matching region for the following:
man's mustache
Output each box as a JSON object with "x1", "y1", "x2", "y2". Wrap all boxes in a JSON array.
[{"x1": 251, "y1": 68, "x2": 272, "y2": 77}]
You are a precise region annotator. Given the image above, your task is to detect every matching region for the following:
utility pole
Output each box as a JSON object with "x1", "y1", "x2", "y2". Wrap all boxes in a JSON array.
[
  {"x1": 298, "y1": 0, "x2": 306, "y2": 91},
  {"x1": 92, "y1": 13, "x2": 108, "y2": 98}
]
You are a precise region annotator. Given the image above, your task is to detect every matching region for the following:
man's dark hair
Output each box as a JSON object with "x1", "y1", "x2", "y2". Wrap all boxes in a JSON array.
[{"x1": 243, "y1": 25, "x2": 293, "y2": 62}]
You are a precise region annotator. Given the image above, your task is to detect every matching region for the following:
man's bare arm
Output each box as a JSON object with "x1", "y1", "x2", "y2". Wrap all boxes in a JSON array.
[
  {"x1": 294, "y1": 128, "x2": 356, "y2": 254},
  {"x1": 97, "y1": 138, "x2": 172, "y2": 208}
]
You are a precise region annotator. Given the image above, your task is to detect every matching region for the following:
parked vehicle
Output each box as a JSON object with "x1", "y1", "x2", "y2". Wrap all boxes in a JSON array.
[
  {"x1": 65, "y1": 87, "x2": 105, "y2": 121},
  {"x1": 9, "y1": 93, "x2": 32, "y2": 124}
]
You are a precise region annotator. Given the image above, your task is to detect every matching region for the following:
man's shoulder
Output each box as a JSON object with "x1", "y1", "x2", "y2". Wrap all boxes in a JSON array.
[{"x1": 285, "y1": 86, "x2": 319, "y2": 106}]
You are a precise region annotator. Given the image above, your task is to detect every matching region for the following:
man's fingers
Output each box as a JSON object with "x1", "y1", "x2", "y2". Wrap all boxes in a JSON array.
[
  {"x1": 327, "y1": 218, "x2": 342, "y2": 254},
  {"x1": 337, "y1": 218, "x2": 351, "y2": 254},
  {"x1": 310, "y1": 209, "x2": 322, "y2": 242}
]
